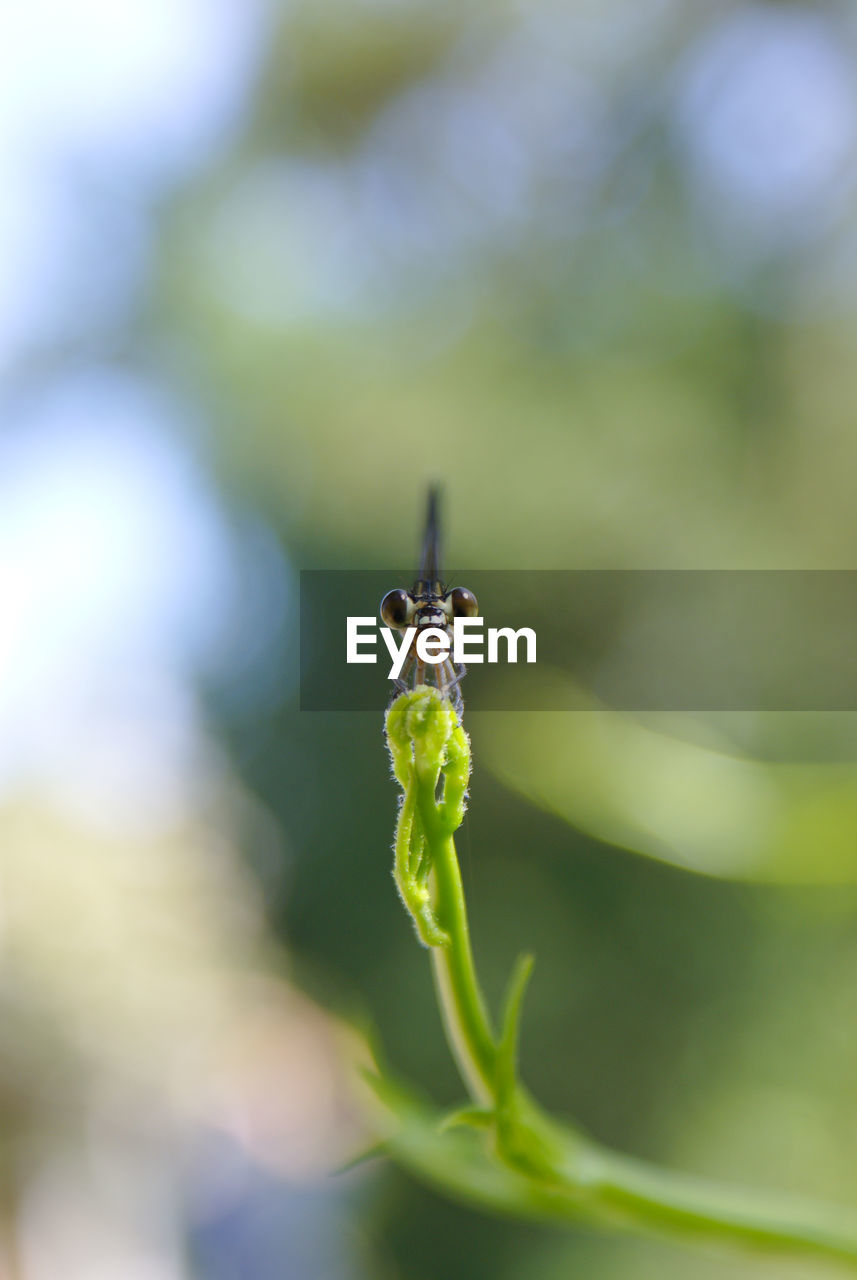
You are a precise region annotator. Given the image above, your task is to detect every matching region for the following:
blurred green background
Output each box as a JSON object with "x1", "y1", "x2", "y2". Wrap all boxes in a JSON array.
[{"x1": 6, "y1": 0, "x2": 857, "y2": 1276}]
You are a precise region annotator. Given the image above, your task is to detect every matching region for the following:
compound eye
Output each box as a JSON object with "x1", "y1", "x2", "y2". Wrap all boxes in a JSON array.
[
  {"x1": 449, "y1": 586, "x2": 479, "y2": 618},
  {"x1": 380, "y1": 588, "x2": 413, "y2": 629}
]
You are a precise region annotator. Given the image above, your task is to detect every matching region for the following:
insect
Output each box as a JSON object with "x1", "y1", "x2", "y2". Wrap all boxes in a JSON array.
[{"x1": 379, "y1": 487, "x2": 478, "y2": 719}]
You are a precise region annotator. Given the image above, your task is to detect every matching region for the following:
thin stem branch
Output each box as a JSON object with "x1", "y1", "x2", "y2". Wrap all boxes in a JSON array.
[{"x1": 427, "y1": 830, "x2": 496, "y2": 1102}]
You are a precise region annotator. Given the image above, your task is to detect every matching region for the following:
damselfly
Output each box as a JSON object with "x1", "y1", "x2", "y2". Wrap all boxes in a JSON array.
[{"x1": 379, "y1": 488, "x2": 478, "y2": 719}]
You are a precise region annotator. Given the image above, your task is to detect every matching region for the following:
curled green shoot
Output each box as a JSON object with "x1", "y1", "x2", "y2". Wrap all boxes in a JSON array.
[{"x1": 382, "y1": 686, "x2": 857, "y2": 1272}]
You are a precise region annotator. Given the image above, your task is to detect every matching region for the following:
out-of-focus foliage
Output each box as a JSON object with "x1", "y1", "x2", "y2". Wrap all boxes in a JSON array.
[
  {"x1": 164, "y1": 1, "x2": 857, "y2": 573},
  {"x1": 482, "y1": 697, "x2": 857, "y2": 881}
]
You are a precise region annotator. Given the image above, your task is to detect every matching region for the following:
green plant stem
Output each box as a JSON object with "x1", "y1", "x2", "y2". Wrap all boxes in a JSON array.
[
  {"x1": 427, "y1": 830, "x2": 496, "y2": 1103},
  {"x1": 384, "y1": 687, "x2": 857, "y2": 1270}
]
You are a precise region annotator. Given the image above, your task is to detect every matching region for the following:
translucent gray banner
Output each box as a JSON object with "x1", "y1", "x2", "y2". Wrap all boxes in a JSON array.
[{"x1": 300, "y1": 570, "x2": 857, "y2": 711}]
